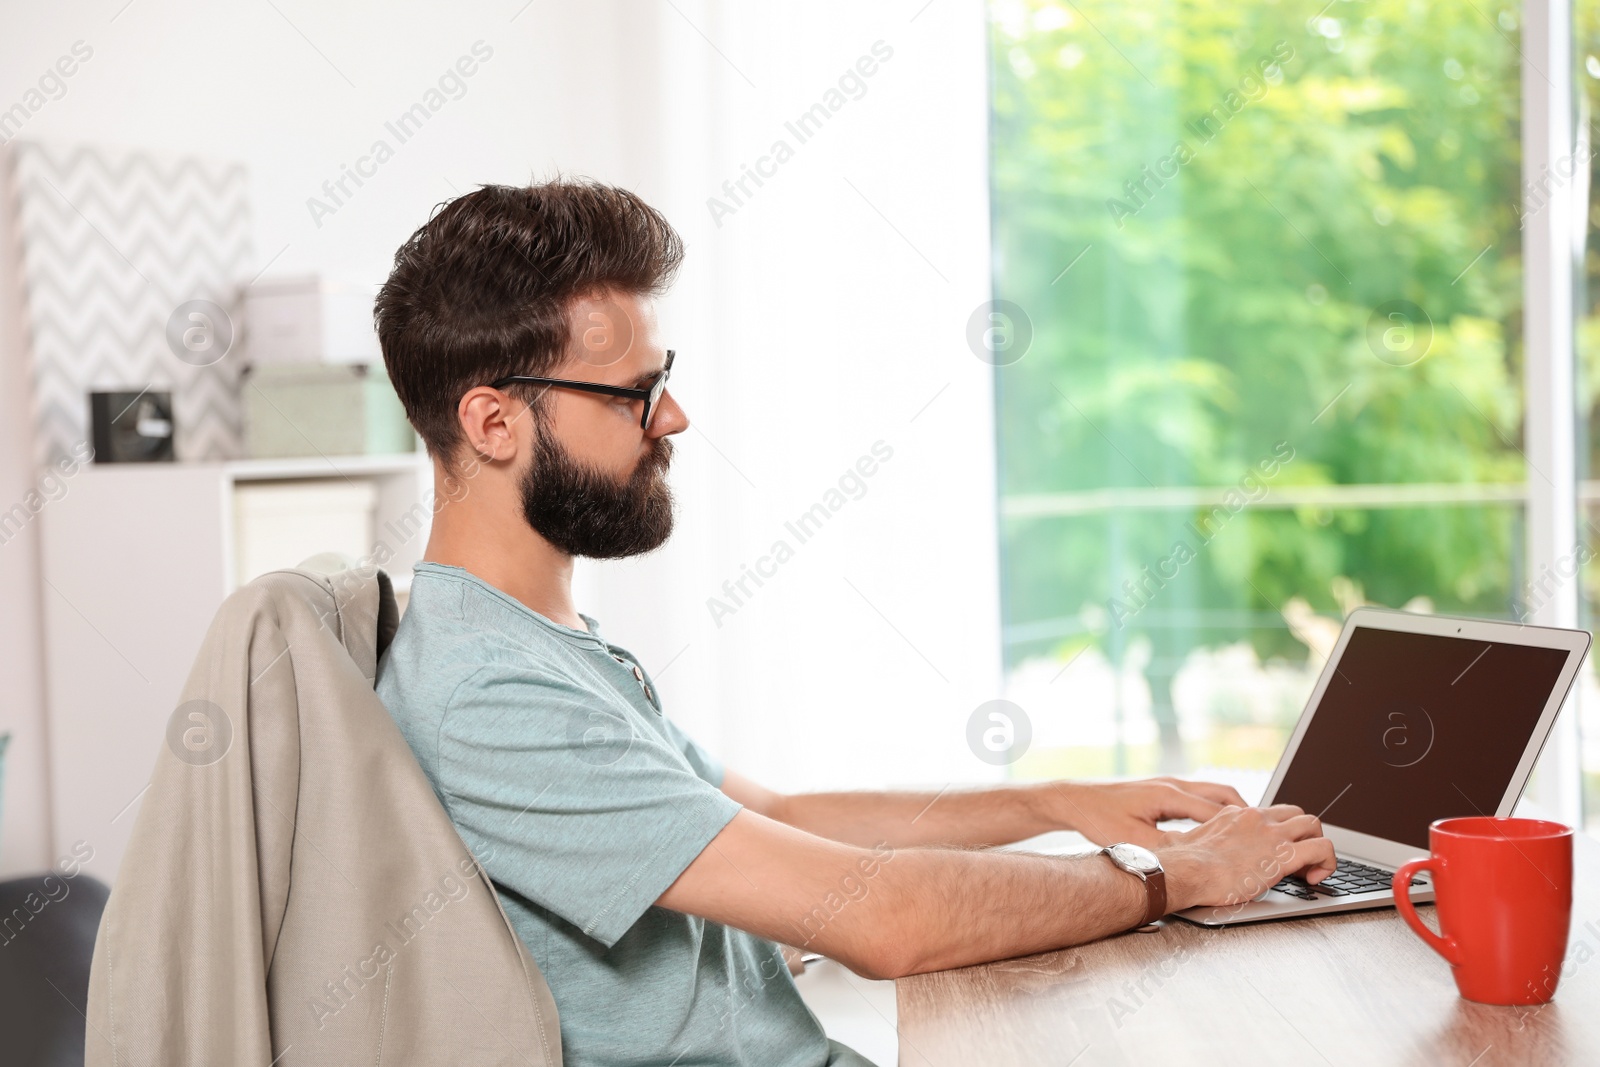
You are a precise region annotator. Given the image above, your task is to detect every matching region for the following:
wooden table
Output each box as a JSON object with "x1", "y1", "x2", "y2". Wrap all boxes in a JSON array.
[{"x1": 896, "y1": 830, "x2": 1600, "y2": 1066}]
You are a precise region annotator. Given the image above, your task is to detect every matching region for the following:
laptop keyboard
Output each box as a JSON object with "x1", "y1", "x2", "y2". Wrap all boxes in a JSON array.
[{"x1": 1271, "y1": 858, "x2": 1425, "y2": 900}]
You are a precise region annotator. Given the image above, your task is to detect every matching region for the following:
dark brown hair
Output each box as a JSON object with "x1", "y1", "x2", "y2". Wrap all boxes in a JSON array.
[{"x1": 375, "y1": 179, "x2": 684, "y2": 459}]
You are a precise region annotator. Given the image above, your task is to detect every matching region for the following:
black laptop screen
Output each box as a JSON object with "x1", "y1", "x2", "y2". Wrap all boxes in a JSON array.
[{"x1": 1269, "y1": 625, "x2": 1571, "y2": 850}]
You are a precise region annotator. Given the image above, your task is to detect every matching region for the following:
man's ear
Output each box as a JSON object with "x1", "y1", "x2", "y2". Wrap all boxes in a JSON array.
[{"x1": 456, "y1": 386, "x2": 527, "y2": 464}]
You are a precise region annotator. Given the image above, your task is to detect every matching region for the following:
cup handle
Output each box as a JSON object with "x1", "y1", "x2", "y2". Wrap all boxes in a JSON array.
[{"x1": 1393, "y1": 858, "x2": 1459, "y2": 966}]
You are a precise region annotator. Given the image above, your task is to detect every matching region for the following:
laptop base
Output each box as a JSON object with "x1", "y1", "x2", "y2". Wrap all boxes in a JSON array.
[{"x1": 1176, "y1": 863, "x2": 1435, "y2": 927}]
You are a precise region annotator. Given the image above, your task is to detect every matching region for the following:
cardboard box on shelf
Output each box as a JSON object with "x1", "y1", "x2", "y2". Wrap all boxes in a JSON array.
[
  {"x1": 243, "y1": 363, "x2": 414, "y2": 459},
  {"x1": 245, "y1": 276, "x2": 380, "y2": 366}
]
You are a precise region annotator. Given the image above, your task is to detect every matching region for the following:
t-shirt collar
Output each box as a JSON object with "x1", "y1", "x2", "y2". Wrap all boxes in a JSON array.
[{"x1": 412, "y1": 561, "x2": 605, "y2": 648}]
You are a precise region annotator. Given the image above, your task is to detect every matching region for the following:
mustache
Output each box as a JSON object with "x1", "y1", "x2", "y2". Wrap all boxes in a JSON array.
[{"x1": 636, "y1": 436, "x2": 673, "y2": 479}]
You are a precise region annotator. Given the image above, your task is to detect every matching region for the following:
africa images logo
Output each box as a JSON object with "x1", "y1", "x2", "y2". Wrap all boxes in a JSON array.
[{"x1": 1374, "y1": 702, "x2": 1434, "y2": 768}]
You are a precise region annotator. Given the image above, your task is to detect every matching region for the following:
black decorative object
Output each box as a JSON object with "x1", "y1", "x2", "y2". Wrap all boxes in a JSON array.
[{"x1": 89, "y1": 390, "x2": 175, "y2": 463}]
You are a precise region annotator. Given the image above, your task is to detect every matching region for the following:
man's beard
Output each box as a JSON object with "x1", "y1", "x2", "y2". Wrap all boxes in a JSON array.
[{"x1": 518, "y1": 423, "x2": 675, "y2": 559}]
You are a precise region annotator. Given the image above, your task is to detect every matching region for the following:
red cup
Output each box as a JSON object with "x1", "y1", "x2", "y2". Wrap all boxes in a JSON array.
[{"x1": 1393, "y1": 816, "x2": 1573, "y2": 1005}]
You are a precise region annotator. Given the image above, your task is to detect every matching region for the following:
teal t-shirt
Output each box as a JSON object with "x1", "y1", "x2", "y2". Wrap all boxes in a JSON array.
[{"x1": 376, "y1": 563, "x2": 873, "y2": 1067}]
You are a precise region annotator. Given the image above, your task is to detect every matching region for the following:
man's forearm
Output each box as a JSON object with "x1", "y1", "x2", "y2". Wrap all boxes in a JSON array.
[
  {"x1": 840, "y1": 846, "x2": 1150, "y2": 977},
  {"x1": 774, "y1": 784, "x2": 1065, "y2": 849},
  {"x1": 662, "y1": 805, "x2": 1331, "y2": 981}
]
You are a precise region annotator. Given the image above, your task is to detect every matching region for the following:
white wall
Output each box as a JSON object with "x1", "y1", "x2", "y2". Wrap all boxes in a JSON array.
[
  {"x1": 0, "y1": 0, "x2": 999, "y2": 875},
  {"x1": 0, "y1": 108, "x2": 52, "y2": 878},
  {"x1": 578, "y1": 1, "x2": 1003, "y2": 792}
]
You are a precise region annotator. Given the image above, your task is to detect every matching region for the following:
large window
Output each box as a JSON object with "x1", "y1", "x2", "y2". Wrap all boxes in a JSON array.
[{"x1": 987, "y1": 3, "x2": 1569, "y2": 800}]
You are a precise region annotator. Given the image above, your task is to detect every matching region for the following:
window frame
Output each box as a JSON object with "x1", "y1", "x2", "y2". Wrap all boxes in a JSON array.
[{"x1": 1521, "y1": 0, "x2": 1583, "y2": 823}]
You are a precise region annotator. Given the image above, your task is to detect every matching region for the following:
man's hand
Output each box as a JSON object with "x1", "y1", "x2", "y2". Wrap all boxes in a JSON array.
[
  {"x1": 1048, "y1": 776, "x2": 1249, "y2": 848},
  {"x1": 1156, "y1": 803, "x2": 1337, "y2": 910}
]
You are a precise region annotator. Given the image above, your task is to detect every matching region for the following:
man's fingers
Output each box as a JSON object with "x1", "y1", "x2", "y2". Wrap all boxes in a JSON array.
[
  {"x1": 1275, "y1": 812, "x2": 1325, "y2": 842},
  {"x1": 1274, "y1": 814, "x2": 1332, "y2": 882},
  {"x1": 1177, "y1": 779, "x2": 1249, "y2": 808},
  {"x1": 1156, "y1": 785, "x2": 1223, "y2": 823},
  {"x1": 1258, "y1": 803, "x2": 1305, "y2": 822},
  {"x1": 1283, "y1": 837, "x2": 1338, "y2": 883}
]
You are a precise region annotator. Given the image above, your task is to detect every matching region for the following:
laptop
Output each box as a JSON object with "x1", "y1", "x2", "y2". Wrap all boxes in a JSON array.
[{"x1": 1175, "y1": 606, "x2": 1590, "y2": 927}]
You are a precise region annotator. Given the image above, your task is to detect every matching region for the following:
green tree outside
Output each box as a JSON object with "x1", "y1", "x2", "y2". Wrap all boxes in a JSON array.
[{"x1": 988, "y1": 0, "x2": 1530, "y2": 776}]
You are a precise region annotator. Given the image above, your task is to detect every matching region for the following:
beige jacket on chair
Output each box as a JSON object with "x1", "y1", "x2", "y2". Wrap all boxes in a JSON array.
[{"x1": 86, "y1": 567, "x2": 563, "y2": 1066}]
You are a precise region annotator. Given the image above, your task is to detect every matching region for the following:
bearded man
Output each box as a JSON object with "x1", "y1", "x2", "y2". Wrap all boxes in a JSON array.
[{"x1": 374, "y1": 180, "x2": 1334, "y2": 1067}]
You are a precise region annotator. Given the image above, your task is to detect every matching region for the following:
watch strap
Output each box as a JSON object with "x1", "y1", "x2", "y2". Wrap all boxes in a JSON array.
[{"x1": 1141, "y1": 867, "x2": 1168, "y2": 927}]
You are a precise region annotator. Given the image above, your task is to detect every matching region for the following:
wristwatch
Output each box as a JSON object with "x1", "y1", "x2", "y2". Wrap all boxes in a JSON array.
[{"x1": 1101, "y1": 842, "x2": 1168, "y2": 931}]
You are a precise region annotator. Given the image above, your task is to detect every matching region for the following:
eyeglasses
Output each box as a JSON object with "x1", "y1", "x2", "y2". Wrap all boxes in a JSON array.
[{"x1": 491, "y1": 350, "x2": 675, "y2": 431}]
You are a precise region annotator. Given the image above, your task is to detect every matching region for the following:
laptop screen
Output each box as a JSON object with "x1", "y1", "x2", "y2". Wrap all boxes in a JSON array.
[{"x1": 1269, "y1": 625, "x2": 1571, "y2": 850}]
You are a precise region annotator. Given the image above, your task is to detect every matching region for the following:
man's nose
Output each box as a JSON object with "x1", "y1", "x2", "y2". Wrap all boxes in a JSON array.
[{"x1": 648, "y1": 390, "x2": 689, "y2": 438}]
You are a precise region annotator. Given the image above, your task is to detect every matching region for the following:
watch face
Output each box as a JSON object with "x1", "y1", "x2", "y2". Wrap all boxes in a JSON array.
[{"x1": 1108, "y1": 842, "x2": 1161, "y2": 874}]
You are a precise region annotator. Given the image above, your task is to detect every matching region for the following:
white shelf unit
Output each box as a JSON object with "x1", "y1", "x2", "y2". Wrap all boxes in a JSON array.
[{"x1": 38, "y1": 454, "x2": 431, "y2": 882}]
